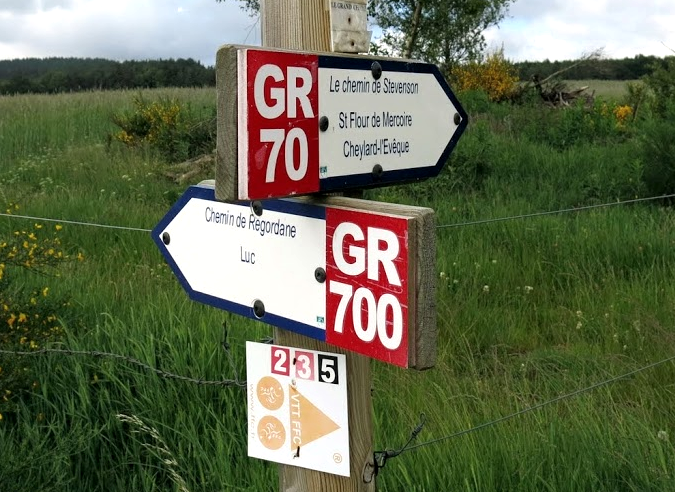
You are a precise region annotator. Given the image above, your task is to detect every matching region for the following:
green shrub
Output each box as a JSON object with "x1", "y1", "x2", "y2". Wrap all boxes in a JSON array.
[
  {"x1": 457, "y1": 89, "x2": 493, "y2": 115},
  {"x1": 376, "y1": 117, "x2": 493, "y2": 203},
  {"x1": 623, "y1": 81, "x2": 650, "y2": 122},
  {"x1": 640, "y1": 102, "x2": 675, "y2": 198},
  {"x1": 111, "y1": 94, "x2": 215, "y2": 163},
  {"x1": 644, "y1": 57, "x2": 675, "y2": 117},
  {"x1": 515, "y1": 98, "x2": 633, "y2": 150}
]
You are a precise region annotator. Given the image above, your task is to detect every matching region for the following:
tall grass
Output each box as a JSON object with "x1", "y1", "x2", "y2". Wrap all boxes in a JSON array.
[{"x1": 1, "y1": 86, "x2": 674, "y2": 491}]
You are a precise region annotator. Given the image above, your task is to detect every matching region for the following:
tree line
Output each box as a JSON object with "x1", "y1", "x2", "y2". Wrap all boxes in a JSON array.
[
  {"x1": 0, "y1": 57, "x2": 215, "y2": 95},
  {"x1": 515, "y1": 55, "x2": 673, "y2": 81},
  {"x1": 1, "y1": 54, "x2": 671, "y2": 96}
]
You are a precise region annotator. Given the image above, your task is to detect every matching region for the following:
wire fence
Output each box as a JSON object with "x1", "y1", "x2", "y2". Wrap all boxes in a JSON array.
[
  {"x1": 3, "y1": 192, "x2": 674, "y2": 234},
  {"x1": 0, "y1": 211, "x2": 152, "y2": 233},
  {"x1": 3, "y1": 341, "x2": 674, "y2": 476},
  {"x1": 0, "y1": 347, "x2": 246, "y2": 387},
  {"x1": 2, "y1": 190, "x2": 675, "y2": 475},
  {"x1": 436, "y1": 193, "x2": 675, "y2": 229}
]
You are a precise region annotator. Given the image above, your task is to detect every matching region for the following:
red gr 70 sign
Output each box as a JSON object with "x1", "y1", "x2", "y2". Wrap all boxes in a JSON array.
[
  {"x1": 325, "y1": 209, "x2": 410, "y2": 367},
  {"x1": 240, "y1": 50, "x2": 319, "y2": 200}
]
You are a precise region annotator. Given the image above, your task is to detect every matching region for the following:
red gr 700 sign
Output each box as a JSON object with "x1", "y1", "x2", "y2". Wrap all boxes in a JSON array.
[
  {"x1": 239, "y1": 50, "x2": 319, "y2": 199},
  {"x1": 325, "y1": 208, "x2": 410, "y2": 367}
]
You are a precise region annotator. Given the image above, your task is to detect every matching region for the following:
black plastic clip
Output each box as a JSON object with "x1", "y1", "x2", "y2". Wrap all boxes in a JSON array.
[{"x1": 371, "y1": 413, "x2": 426, "y2": 479}]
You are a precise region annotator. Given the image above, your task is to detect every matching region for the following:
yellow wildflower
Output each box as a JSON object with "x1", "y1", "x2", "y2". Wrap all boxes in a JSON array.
[
  {"x1": 18, "y1": 313, "x2": 27, "y2": 323},
  {"x1": 613, "y1": 104, "x2": 633, "y2": 126},
  {"x1": 55, "y1": 224, "x2": 63, "y2": 231},
  {"x1": 42, "y1": 287, "x2": 49, "y2": 297}
]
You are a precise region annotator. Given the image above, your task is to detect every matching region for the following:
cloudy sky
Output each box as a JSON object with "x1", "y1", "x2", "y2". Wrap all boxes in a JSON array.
[{"x1": 0, "y1": 0, "x2": 674, "y2": 66}]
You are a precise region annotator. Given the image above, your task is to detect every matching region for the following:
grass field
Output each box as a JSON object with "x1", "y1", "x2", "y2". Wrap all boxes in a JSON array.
[
  {"x1": 564, "y1": 79, "x2": 637, "y2": 100},
  {"x1": 1, "y1": 84, "x2": 674, "y2": 492}
]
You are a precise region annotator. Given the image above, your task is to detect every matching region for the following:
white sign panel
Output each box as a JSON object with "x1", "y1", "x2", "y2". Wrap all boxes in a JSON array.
[
  {"x1": 319, "y1": 65, "x2": 460, "y2": 181},
  {"x1": 246, "y1": 341, "x2": 349, "y2": 476},
  {"x1": 153, "y1": 184, "x2": 327, "y2": 338}
]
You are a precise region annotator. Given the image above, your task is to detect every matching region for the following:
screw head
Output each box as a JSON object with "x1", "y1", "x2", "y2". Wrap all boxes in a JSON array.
[
  {"x1": 372, "y1": 164, "x2": 383, "y2": 180},
  {"x1": 314, "y1": 267, "x2": 326, "y2": 283},
  {"x1": 371, "y1": 61, "x2": 382, "y2": 80},
  {"x1": 253, "y1": 300, "x2": 265, "y2": 319},
  {"x1": 162, "y1": 232, "x2": 170, "y2": 245},
  {"x1": 251, "y1": 201, "x2": 263, "y2": 216},
  {"x1": 319, "y1": 116, "x2": 329, "y2": 132},
  {"x1": 454, "y1": 113, "x2": 461, "y2": 125}
]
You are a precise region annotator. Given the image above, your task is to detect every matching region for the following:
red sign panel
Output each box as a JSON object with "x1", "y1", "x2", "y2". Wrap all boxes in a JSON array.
[
  {"x1": 243, "y1": 50, "x2": 320, "y2": 199},
  {"x1": 325, "y1": 208, "x2": 410, "y2": 367}
]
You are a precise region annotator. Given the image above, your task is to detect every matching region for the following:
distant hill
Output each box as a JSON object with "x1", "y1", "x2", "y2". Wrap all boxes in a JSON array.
[
  {"x1": 514, "y1": 54, "x2": 672, "y2": 82},
  {"x1": 0, "y1": 57, "x2": 215, "y2": 94}
]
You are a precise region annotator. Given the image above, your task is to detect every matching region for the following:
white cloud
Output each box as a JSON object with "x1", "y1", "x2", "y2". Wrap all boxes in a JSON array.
[
  {"x1": 487, "y1": 0, "x2": 675, "y2": 61},
  {"x1": 0, "y1": 0, "x2": 256, "y2": 65},
  {"x1": 0, "y1": 0, "x2": 38, "y2": 14},
  {"x1": 1, "y1": 0, "x2": 674, "y2": 64}
]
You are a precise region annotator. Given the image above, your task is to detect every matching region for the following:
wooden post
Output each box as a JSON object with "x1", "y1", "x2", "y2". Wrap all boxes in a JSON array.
[{"x1": 261, "y1": 1, "x2": 375, "y2": 490}]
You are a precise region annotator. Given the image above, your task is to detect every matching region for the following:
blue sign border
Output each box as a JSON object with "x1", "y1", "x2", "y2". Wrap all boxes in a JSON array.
[
  {"x1": 152, "y1": 183, "x2": 327, "y2": 341},
  {"x1": 317, "y1": 55, "x2": 469, "y2": 192}
]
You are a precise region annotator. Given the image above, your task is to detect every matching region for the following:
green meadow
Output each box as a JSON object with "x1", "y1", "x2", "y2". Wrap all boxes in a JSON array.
[{"x1": 1, "y1": 83, "x2": 674, "y2": 492}]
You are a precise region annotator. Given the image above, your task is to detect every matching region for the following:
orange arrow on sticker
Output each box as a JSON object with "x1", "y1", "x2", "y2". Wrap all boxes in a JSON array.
[{"x1": 288, "y1": 385, "x2": 340, "y2": 449}]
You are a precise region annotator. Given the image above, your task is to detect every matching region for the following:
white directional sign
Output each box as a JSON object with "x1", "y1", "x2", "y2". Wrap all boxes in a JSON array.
[
  {"x1": 153, "y1": 183, "x2": 437, "y2": 369},
  {"x1": 246, "y1": 341, "x2": 349, "y2": 476},
  {"x1": 153, "y1": 183, "x2": 326, "y2": 340},
  {"x1": 216, "y1": 45, "x2": 468, "y2": 201}
]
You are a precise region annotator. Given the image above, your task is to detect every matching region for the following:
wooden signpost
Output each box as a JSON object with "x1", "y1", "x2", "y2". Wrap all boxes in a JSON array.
[{"x1": 153, "y1": 0, "x2": 467, "y2": 490}]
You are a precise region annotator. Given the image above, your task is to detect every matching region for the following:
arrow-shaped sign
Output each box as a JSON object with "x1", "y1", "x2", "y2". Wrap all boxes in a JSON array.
[
  {"x1": 215, "y1": 45, "x2": 469, "y2": 201},
  {"x1": 153, "y1": 183, "x2": 327, "y2": 341},
  {"x1": 153, "y1": 183, "x2": 437, "y2": 369}
]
